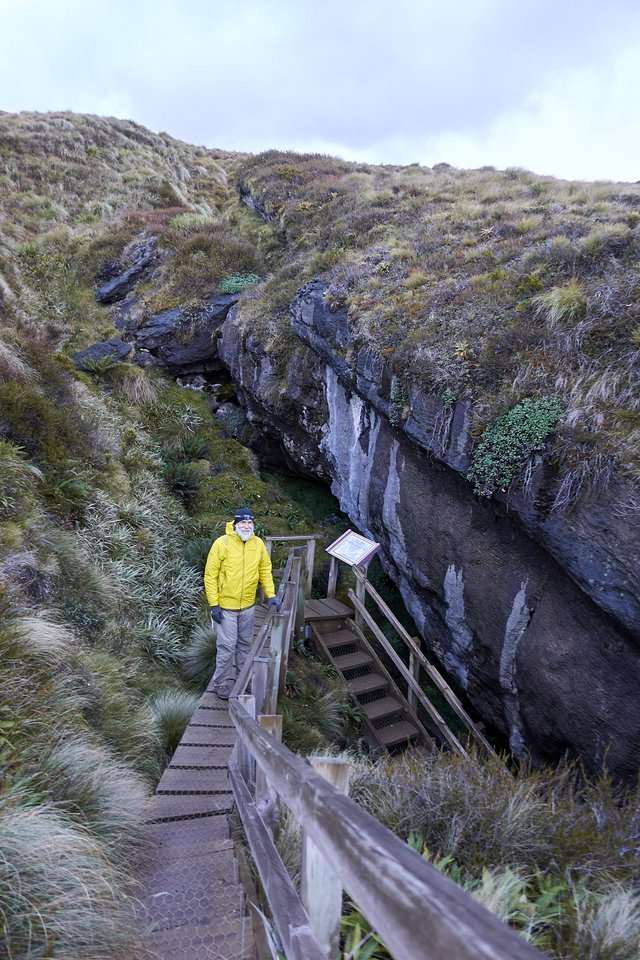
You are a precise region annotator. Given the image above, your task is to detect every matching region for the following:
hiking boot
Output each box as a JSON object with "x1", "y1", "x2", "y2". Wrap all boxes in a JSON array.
[{"x1": 213, "y1": 680, "x2": 234, "y2": 700}]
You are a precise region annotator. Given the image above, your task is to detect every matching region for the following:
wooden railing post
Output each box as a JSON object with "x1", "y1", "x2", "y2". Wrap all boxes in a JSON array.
[
  {"x1": 237, "y1": 694, "x2": 256, "y2": 785},
  {"x1": 354, "y1": 567, "x2": 366, "y2": 632},
  {"x1": 265, "y1": 613, "x2": 286, "y2": 714},
  {"x1": 408, "y1": 645, "x2": 419, "y2": 713},
  {"x1": 251, "y1": 656, "x2": 269, "y2": 717},
  {"x1": 301, "y1": 757, "x2": 351, "y2": 959},
  {"x1": 327, "y1": 555, "x2": 338, "y2": 598},
  {"x1": 304, "y1": 538, "x2": 316, "y2": 597},
  {"x1": 292, "y1": 554, "x2": 305, "y2": 645},
  {"x1": 255, "y1": 714, "x2": 283, "y2": 839}
]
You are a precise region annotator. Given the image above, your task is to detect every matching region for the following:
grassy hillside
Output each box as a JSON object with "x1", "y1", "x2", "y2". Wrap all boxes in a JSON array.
[
  {"x1": 0, "y1": 112, "x2": 352, "y2": 957},
  {"x1": 232, "y1": 151, "x2": 640, "y2": 503}
]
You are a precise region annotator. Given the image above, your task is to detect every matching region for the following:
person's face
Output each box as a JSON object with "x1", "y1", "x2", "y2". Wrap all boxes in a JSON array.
[{"x1": 236, "y1": 519, "x2": 254, "y2": 540}]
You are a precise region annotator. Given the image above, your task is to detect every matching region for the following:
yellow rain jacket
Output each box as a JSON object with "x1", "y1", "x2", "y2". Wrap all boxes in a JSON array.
[{"x1": 204, "y1": 521, "x2": 276, "y2": 610}]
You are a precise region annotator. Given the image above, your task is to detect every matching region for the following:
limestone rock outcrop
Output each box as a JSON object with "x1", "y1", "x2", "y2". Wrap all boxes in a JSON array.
[{"x1": 217, "y1": 278, "x2": 640, "y2": 781}]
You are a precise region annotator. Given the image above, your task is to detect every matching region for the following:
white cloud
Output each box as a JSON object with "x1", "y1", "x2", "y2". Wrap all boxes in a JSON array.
[{"x1": 1, "y1": 0, "x2": 639, "y2": 182}]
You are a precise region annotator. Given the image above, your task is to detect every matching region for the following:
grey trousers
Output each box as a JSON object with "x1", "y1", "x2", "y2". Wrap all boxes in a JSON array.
[{"x1": 212, "y1": 606, "x2": 255, "y2": 686}]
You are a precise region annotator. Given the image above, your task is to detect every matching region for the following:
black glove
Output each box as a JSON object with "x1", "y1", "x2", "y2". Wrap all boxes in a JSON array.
[
  {"x1": 210, "y1": 605, "x2": 223, "y2": 624},
  {"x1": 266, "y1": 597, "x2": 281, "y2": 612}
]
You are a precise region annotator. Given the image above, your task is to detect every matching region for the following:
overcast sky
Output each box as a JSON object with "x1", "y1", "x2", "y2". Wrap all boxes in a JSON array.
[{"x1": 2, "y1": 0, "x2": 639, "y2": 183}]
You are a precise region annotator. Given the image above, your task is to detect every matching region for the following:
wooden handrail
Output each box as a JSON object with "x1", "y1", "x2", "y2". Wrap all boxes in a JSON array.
[
  {"x1": 228, "y1": 700, "x2": 543, "y2": 960},
  {"x1": 348, "y1": 589, "x2": 467, "y2": 755},
  {"x1": 228, "y1": 757, "x2": 326, "y2": 960},
  {"x1": 352, "y1": 567, "x2": 496, "y2": 757}
]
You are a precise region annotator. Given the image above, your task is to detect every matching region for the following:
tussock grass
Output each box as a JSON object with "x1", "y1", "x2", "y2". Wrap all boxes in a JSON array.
[
  {"x1": 0, "y1": 338, "x2": 32, "y2": 381},
  {"x1": 181, "y1": 620, "x2": 218, "y2": 689},
  {"x1": 149, "y1": 688, "x2": 201, "y2": 763},
  {"x1": 341, "y1": 749, "x2": 640, "y2": 955},
  {"x1": 39, "y1": 736, "x2": 151, "y2": 861},
  {"x1": 235, "y1": 149, "x2": 640, "y2": 492},
  {"x1": 0, "y1": 789, "x2": 147, "y2": 959},
  {"x1": 572, "y1": 885, "x2": 640, "y2": 960}
]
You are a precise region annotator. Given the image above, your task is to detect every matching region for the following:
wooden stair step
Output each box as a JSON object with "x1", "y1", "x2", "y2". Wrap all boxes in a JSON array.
[
  {"x1": 361, "y1": 696, "x2": 404, "y2": 722},
  {"x1": 179, "y1": 725, "x2": 236, "y2": 746},
  {"x1": 349, "y1": 672, "x2": 388, "y2": 696},
  {"x1": 376, "y1": 720, "x2": 420, "y2": 748},
  {"x1": 157, "y1": 767, "x2": 231, "y2": 794},
  {"x1": 147, "y1": 916, "x2": 252, "y2": 960},
  {"x1": 190, "y1": 706, "x2": 235, "y2": 727},
  {"x1": 331, "y1": 650, "x2": 375, "y2": 673},
  {"x1": 304, "y1": 598, "x2": 354, "y2": 620},
  {"x1": 148, "y1": 793, "x2": 233, "y2": 822},
  {"x1": 323, "y1": 628, "x2": 358, "y2": 649}
]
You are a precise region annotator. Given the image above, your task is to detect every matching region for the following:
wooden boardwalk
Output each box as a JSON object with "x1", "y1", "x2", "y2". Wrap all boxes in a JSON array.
[{"x1": 136, "y1": 683, "x2": 254, "y2": 959}]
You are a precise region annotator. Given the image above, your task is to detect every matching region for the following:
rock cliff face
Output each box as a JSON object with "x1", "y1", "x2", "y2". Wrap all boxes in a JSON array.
[{"x1": 217, "y1": 278, "x2": 640, "y2": 781}]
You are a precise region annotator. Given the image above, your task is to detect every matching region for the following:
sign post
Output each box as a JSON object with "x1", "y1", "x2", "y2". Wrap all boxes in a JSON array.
[{"x1": 325, "y1": 530, "x2": 381, "y2": 618}]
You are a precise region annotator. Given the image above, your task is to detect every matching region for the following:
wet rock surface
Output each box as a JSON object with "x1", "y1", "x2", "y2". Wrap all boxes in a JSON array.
[{"x1": 94, "y1": 235, "x2": 160, "y2": 303}]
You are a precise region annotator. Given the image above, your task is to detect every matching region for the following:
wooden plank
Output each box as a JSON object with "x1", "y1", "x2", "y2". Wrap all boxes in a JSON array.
[
  {"x1": 148, "y1": 793, "x2": 233, "y2": 821},
  {"x1": 148, "y1": 917, "x2": 252, "y2": 960},
  {"x1": 255, "y1": 715, "x2": 282, "y2": 839},
  {"x1": 229, "y1": 702, "x2": 544, "y2": 960},
  {"x1": 197, "y1": 691, "x2": 233, "y2": 710},
  {"x1": 179, "y1": 726, "x2": 236, "y2": 746},
  {"x1": 143, "y1": 816, "x2": 230, "y2": 851},
  {"x1": 302, "y1": 758, "x2": 350, "y2": 958},
  {"x1": 229, "y1": 759, "x2": 326, "y2": 960},
  {"x1": 156, "y1": 767, "x2": 231, "y2": 793},
  {"x1": 170, "y1": 744, "x2": 234, "y2": 766},
  {"x1": 264, "y1": 534, "x2": 321, "y2": 542},
  {"x1": 190, "y1": 706, "x2": 236, "y2": 726},
  {"x1": 304, "y1": 598, "x2": 353, "y2": 620},
  {"x1": 327, "y1": 556, "x2": 338, "y2": 598}
]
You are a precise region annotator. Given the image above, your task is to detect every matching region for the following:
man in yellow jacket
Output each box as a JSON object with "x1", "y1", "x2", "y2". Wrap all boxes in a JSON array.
[{"x1": 204, "y1": 506, "x2": 279, "y2": 699}]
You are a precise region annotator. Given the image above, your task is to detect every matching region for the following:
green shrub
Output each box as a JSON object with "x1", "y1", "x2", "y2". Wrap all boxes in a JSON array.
[
  {"x1": 468, "y1": 396, "x2": 562, "y2": 496},
  {"x1": 163, "y1": 460, "x2": 204, "y2": 507},
  {"x1": 219, "y1": 271, "x2": 261, "y2": 294},
  {"x1": 79, "y1": 353, "x2": 121, "y2": 374},
  {"x1": 0, "y1": 440, "x2": 43, "y2": 520},
  {"x1": 0, "y1": 381, "x2": 89, "y2": 469}
]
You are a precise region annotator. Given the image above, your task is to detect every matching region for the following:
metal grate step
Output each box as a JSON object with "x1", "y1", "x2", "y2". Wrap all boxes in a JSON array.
[
  {"x1": 349, "y1": 673, "x2": 388, "y2": 697},
  {"x1": 323, "y1": 627, "x2": 358, "y2": 647},
  {"x1": 332, "y1": 651, "x2": 375, "y2": 678},
  {"x1": 361, "y1": 696, "x2": 405, "y2": 728},
  {"x1": 376, "y1": 720, "x2": 419, "y2": 749}
]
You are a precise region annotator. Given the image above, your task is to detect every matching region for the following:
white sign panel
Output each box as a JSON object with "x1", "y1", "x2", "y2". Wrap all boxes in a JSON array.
[{"x1": 326, "y1": 529, "x2": 381, "y2": 567}]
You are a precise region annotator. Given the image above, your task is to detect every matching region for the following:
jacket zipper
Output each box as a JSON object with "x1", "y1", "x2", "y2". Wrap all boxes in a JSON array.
[{"x1": 240, "y1": 540, "x2": 246, "y2": 609}]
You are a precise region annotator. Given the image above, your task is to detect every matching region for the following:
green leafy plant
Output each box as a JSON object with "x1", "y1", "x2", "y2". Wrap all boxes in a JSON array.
[
  {"x1": 79, "y1": 353, "x2": 121, "y2": 374},
  {"x1": 341, "y1": 907, "x2": 389, "y2": 959},
  {"x1": 468, "y1": 396, "x2": 562, "y2": 497},
  {"x1": 219, "y1": 271, "x2": 261, "y2": 294}
]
